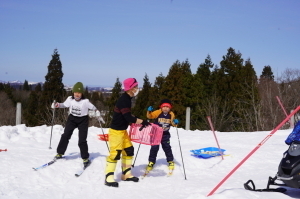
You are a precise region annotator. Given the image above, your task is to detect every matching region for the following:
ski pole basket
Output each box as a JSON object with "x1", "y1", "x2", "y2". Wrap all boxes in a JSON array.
[{"x1": 129, "y1": 123, "x2": 163, "y2": 145}]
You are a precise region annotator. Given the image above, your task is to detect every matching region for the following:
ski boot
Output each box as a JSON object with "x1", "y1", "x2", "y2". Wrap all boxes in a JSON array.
[
  {"x1": 54, "y1": 153, "x2": 63, "y2": 160},
  {"x1": 168, "y1": 161, "x2": 175, "y2": 170},
  {"x1": 146, "y1": 161, "x2": 155, "y2": 171},
  {"x1": 121, "y1": 157, "x2": 139, "y2": 182},
  {"x1": 105, "y1": 158, "x2": 119, "y2": 187},
  {"x1": 83, "y1": 159, "x2": 91, "y2": 168}
]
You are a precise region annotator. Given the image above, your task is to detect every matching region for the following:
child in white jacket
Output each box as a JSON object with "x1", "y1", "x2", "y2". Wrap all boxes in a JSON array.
[{"x1": 52, "y1": 82, "x2": 100, "y2": 167}]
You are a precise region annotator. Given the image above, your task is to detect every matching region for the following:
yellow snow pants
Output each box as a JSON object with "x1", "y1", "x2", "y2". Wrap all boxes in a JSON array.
[{"x1": 107, "y1": 128, "x2": 134, "y2": 160}]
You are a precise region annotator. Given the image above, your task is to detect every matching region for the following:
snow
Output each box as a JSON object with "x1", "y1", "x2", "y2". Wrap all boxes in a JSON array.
[{"x1": 1, "y1": 124, "x2": 300, "y2": 199}]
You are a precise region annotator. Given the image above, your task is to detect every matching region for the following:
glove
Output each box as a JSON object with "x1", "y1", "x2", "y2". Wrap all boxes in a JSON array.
[
  {"x1": 95, "y1": 110, "x2": 105, "y2": 123},
  {"x1": 141, "y1": 120, "x2": 150, "y2": 127},
  {"x1": 173, "y1": 119, "x2": 179, "y2": 125},
  {"x1": 51, "y1": 102, "x2": 59, "y2": 109},
  {"x1": 88, "y1": 110, "x2": 95, "y2": 118},
  {"x1": 139, "y1": 120, "x2": 150, "y2": 131},
  {"x1": 95, "y1": 110, "x2": 100, "y2": 117},
  {"x1": 147, "y1": 106, "x2": 154, "y2": 112}
]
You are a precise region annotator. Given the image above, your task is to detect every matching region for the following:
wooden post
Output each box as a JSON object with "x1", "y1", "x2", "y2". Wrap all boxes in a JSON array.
[
  {"x1": 16, "y1": 102, "x2": 21, "y2": 125},
  {"x1": 185, "y1": 107, "x2": 190, "y2": 130}
]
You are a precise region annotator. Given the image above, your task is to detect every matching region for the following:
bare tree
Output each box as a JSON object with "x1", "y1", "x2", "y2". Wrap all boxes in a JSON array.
[{"x1": 0, "y1": 92, "x2": 16, "y2": 126}]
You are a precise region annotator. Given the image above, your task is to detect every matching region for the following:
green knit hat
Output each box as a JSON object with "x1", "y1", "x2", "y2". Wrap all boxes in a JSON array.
[{"x1": 72, "y1": 82, "x2": 84, "y2": 93}]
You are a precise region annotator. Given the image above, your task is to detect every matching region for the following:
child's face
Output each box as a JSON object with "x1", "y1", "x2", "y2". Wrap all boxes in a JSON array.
[
  {"x1": 161, "y1": 106, "x2": 170, "y2": 113},
  {"x1": 74, "y1": 92, "x2": 82, "y2": 100}
]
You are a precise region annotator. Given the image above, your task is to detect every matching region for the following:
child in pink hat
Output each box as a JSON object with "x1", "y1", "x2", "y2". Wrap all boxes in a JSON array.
[{"x1": 104, "y1": 78, "x2": 150, "y2": 187}]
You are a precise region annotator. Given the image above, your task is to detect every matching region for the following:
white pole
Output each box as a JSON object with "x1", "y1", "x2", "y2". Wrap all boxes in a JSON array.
[
  {"x1": 290, "y1": 110, "x2": 294, "y2": 128},
  {"x1": 185, "y1": 107, "x2": 190, "y2": 130},
  {"x1": 16, "y1": 102, "x2": 21, "y2": 125}
]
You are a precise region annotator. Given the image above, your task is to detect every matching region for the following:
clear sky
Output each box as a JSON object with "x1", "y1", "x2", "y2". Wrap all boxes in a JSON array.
[{"x1": 1, "y1": 0, "x2": 299, "y2": 87}]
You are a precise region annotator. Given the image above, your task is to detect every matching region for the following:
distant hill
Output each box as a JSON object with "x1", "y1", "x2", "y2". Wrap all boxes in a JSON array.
[{"x1": 0, "y1": 80, "x2": 113, "y2": 92}]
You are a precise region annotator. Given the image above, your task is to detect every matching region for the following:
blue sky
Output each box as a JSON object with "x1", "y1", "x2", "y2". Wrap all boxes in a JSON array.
[{"x1": 1, "y1": 0, "x2": 299, "y2": 87}]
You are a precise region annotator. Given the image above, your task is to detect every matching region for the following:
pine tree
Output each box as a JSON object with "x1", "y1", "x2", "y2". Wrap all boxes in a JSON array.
[
  {"x1": 132, "y1": 74, "x2": 152, "y2": 119},
  {"x1": 238, "y1": 59, "x2": 259, "y2": 131},
  {"x1": 192, "y1": 55, "x2": 214, "y2": 130},
  {"x1": 104, "y1": 78, "x2": 122, "y2": 127},
  {"x1": 0, "y1": 83, "x2": 4, "y2": 91},
  {"x1": 149, "y1": 73, "x2": 165, "y2": 109},
  {"x1": 84, "y1": 86, "x2": 90, "y2": 99},
  {"x1": 217, "y1": 47, "x2": 259, "y2": 131},
  {"x1": 35, "y1": 83, "x2": 42, "y2": 92},
  {"x1": 4, "y1": 83, "x2": 16, "y2": 106},
  {"x1": 91, "y1": 91, "x2": 101, "y2": 104},
  {"x1": 196, "y1": 55, "x2": 214, "y2": 98},
  {"x1": 38, "y1": 49, "x2": 65, "y2": 125},
  {"x1": 23, "y1": 80, "x2": 30, "y2": 91},
  {"x1": 260, "y1": 65, "x2": 274, "y2": 81},
  {"x1": 24, "y1": 91, "x2": 40, "y2": 126},
  {"x1": 160, "y1": 60, "x2": 193, "y2": 127},
  {"x1": 99, "y1": 91, "x2": 104, "y2": 103}
]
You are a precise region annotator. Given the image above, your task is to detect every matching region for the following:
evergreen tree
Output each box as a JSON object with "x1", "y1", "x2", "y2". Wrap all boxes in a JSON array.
[
  {"x1": 84, "y1": 86, "x2": 90, "y2": 99},
  {"x1": 192, "y1": 55, "x2": 214, "y2": 130},
  {"x1": 91, "y1": 91, "x2": 101, "y2": 104},
  {"x1": 38, "y1": 49, "x2": 65, "y2": 125},
  {"x1": 217, "y1": 47, "x2": 259, "y2": 131},
  {"x1": 104, "y1": 78, "x2": 122, "y2": 127},
  {"x1": 204, "y1": 65, "x2": 228, "y2": 130},
  {"x1": 132, "y1": 74, "x2": 152, "y2": 119},
  {"x1": 260, "y1": 65, "x2": 274, "y2": 81},
  {"x1": 23, "y1": 80, "x2": 30, "y2": 91},
  {"x1": 4, "y1": 83, "x2": 16, "y2": 106},
  {"x1": 23, "y1": 91, "x2": 40, "y2": 126},
  {"x1": 219, "y1": 47, "x2": 244, "y2": 102},
  {"x1": 0, "y1": 83, "x2": 4, "y2": 91},
  {"x1": 160, "y1": 59, "x2": 193, "y2": 127},
  {"x1": 196, "y1": 55, "x2": 214, "y2": 98},
  {"x1": 238, "y1": 59, "x2": 259, "y2": 131},
  {"x1": 99, "y1": 91, "x2": 104, "y2": 103},
  {"x1": 35, "y1": 83, "x2": 42, "y2": 92},
  {"x1": 149, "y1": 73, "x2": 165, "y2": 109}
]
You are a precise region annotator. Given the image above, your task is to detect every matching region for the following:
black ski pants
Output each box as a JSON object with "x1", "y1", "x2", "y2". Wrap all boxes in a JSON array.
[
  {"x1": 57, "y1": 115, "x2": 89, "y2": 159},
  {"x1": 148, "y1": 133, "x2": 174, "y2": 163}
]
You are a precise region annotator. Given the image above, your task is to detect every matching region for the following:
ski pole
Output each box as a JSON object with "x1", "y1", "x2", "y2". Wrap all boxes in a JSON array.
[
  {"x1": 0, "y1": 149, "x2": 7, "y2": 152},
  {"x1": 175, "y1": 126, "x2": 187, "y2": 180},
  {"x1": 207, "y1": 116, "x2": 224, "y2": 160},
  {"x1": 49, "y1": 100, "x2": 56, "y2": 149},
  {"x1": 132, "y1": 123, "x2": 148, "y2": 168},
  {"x1": 97, "y1": 117, "x2": 110, "y2": 152}
]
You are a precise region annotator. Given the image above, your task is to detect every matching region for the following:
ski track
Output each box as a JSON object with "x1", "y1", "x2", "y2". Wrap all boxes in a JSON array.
[{"x1": 0, "y1": 125, "x2": 299, "y2": 198}]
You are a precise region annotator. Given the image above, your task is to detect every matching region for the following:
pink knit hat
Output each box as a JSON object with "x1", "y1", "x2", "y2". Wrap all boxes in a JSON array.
[{"x1": 123, "y1": 78, "x2": 138, "y2": 91}]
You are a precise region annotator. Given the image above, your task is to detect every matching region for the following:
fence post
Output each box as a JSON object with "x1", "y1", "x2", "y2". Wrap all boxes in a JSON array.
[
  {"x1": 290, "y1": 110, "x2": 294, "y2": 128},
  {"x1": 16, "y1": 102, "x2": 21, "y2": 125},
  {"x1": 185, "y1": 107, "x2": 190, "y2": 130}
]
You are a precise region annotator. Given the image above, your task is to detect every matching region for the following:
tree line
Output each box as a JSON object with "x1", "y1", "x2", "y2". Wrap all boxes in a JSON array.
[{"x1": 1, "y1": 48, "x2": 300, "y2": 131}]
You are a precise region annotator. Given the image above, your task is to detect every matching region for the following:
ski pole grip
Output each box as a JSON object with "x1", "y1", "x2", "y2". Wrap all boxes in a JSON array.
[{"x1": 139, "y1": 126, "x2": 145, "y2": 131}]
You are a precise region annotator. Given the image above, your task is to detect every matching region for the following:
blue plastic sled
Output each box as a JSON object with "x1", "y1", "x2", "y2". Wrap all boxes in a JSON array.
[{"x1": 190, "y1": 147, "x2": 226, "y2": 159}]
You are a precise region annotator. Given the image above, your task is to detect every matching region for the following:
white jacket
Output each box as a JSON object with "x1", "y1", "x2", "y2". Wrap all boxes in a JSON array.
[{"x1": 59, "y1": 96, "x2": 97, "y2": 117}]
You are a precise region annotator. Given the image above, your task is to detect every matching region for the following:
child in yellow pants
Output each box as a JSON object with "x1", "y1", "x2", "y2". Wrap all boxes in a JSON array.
[{"x1": 105, "y1": 78, "x2": 150, "y2": 187}]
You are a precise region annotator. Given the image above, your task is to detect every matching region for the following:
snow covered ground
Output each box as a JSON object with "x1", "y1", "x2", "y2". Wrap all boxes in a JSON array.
[{"x1": 1, "y1": 124, "x2": 300, "y2": 199}]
